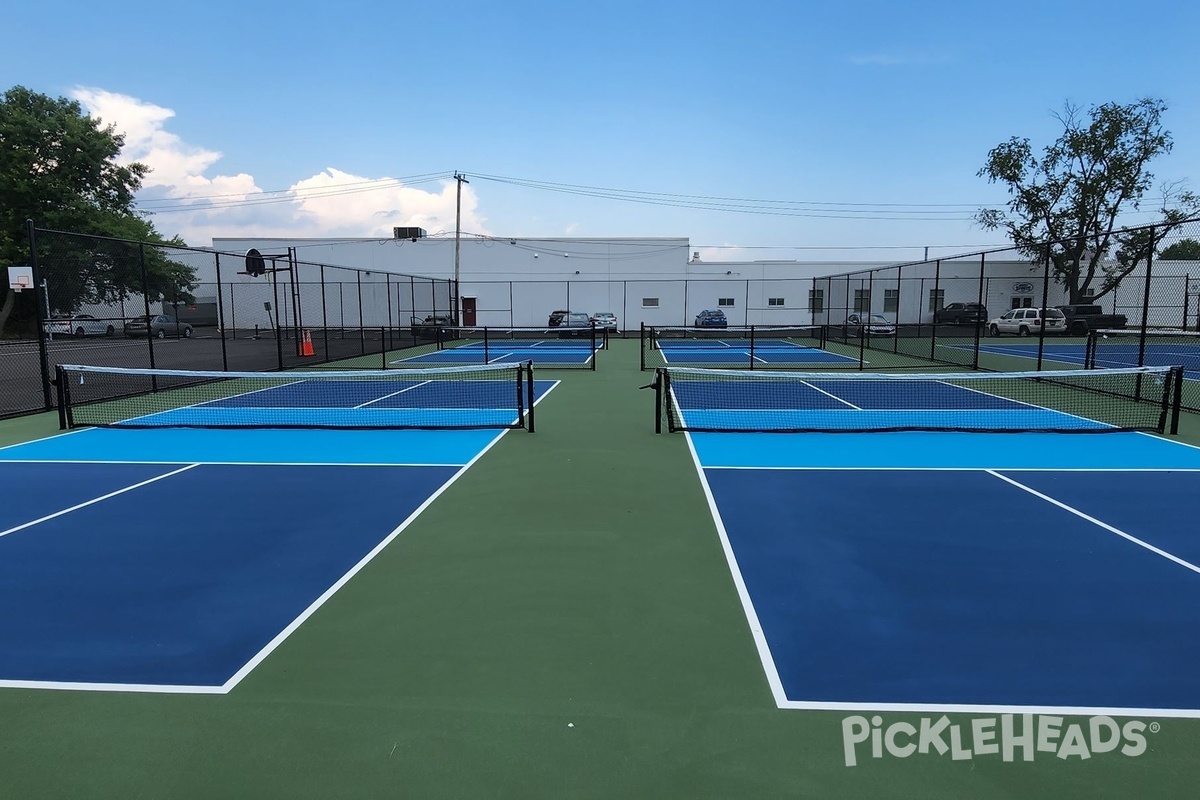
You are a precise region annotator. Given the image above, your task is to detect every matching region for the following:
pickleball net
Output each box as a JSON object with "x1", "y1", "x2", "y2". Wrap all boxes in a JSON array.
[
  {"x1": 654, "y1": 365, "x2": 1183, "y2": 434},
  {"x1": 57, "y1": 363, "x2": 535, "y2": 431}
]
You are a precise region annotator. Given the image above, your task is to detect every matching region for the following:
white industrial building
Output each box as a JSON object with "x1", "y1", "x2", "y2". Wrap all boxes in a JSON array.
[{"x1": 199, "y1": 234, "x2": 1199, "y2": 331}]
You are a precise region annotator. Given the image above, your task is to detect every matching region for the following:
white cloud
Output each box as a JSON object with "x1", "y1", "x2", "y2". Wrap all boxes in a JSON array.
[{"x1": 70, "y1": 87, "x2": 485, "y2": 245}]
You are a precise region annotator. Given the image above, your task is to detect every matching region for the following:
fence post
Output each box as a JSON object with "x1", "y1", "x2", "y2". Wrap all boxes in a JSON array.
[
  {"x1": 320, "y1": 265, "x2": 330, "y2": 364},
  {"x1": 140, "y1": 244, "x2": 158, "y2": 388},
  {"x1": 26, "y1": 221, "x2": 53, "y2": 410},
  {"x1": 893, "y1": 265, "x2": 902, "y2": 354},
  {"x1": 272, "y1": 264, "x2": 284, "y2": 371},
  {"x1": 972, "y1": 254, "x2": 986, "y2": 370},
  {"x1": 1137, "y1": 226, "x2": 1156, "y2": 370},
  {"x1": 215, "y1": 253, "x2": 229, "y2": 372},
  {"x1": 1037, "y1": 243, "x2": 1051, "y2": 372},
  {"x1": 357, "y1": 271, "x2": 365, "y2": 356},
  {"x1": 929, "y1": 260, "x2": 941, "y2": 362}
]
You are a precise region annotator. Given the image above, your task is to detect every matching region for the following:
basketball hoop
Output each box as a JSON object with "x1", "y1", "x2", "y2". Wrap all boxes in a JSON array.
[{"x1": 7, "y1": 266, "x2": 33, "y2": 293}]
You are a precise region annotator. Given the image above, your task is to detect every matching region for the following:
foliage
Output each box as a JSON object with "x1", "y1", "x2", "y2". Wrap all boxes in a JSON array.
[
  {"x1": 1160, "y1": 238, "x2": 1200, "y2": 261},
  {"x1": 0, "y1": 86, "x2": 195, "y2": 332},
  {"x1": 976, "y1": 98, "x2": 1200, "y2": 302}
]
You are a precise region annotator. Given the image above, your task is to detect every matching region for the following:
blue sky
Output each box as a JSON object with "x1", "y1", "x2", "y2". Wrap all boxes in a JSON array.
[{"x1": 4, "y1": 0, "x2": 1199, "y2": 262}]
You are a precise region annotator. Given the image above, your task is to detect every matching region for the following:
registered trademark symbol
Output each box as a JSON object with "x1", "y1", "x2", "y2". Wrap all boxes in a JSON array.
[{"x1": 1149, "y1": 722, "x2": 1161, "y2": 734}]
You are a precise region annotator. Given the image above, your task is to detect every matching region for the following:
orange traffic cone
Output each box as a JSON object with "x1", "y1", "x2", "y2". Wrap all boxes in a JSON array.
[{"x1": 301, "y1": 328, "x2": 315, "y2": 357}]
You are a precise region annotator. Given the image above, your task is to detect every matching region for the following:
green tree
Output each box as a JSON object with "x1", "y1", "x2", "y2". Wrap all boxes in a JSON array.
[
  {"x1": 1161, "y1": 238, "x2": 1200, "y2": 261},
  {"x1": 976, "y1": 98, "x2": 1200, "y2": 302},
  {"x1": 0, "y1": 85, "x2": 195, "y2": 334}
]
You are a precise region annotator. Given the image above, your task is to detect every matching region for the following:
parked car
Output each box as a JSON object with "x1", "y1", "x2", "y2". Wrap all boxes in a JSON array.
[
  {"x1": 43, "y1": 314, "x2": 116, "y2": 338},
  {"x1": 842, "y1": 313, "x2": 896, "y2": 337},
  {"x1": 694, "y1": 309, "x2": 728, "y2": 328},
  {"x1": 123, "y1": 314, "x2": 194, "y2": 339},
  {"x1": 548, "y1": 310, "x2": 570, "y2": 327},
  {"x1": 987, "y1": 307, "x2": 1066, "y2": 337},
  {"x1": 556, "y1": 311, "x2": 593, "y2": 336},
  {"x1": 411, "y1": 314, "x2": 455, "y2": 339},
  {"x1": 934, "y1": 302, "x2": 989, "y2": 324},
  {"x1": 1054, "y1": 305, "x2": 1128, "y2": 336},
  {"x1": 590, "y1": 312, "x2": 618, "y2": 330}
]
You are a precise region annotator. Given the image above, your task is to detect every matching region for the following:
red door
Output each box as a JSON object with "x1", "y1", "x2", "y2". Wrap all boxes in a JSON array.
[{"x1": 462, "y1": 297, "x2": 477, "y2": 327}]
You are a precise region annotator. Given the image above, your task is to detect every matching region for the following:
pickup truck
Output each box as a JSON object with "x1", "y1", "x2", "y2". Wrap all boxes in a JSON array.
[{"x1": 1054, "y1": 305, "x2": 1128, "y2": 336}]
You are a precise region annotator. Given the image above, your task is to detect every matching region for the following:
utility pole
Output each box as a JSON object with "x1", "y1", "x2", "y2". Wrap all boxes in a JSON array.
[{"x1": 454, "y1": 172, "x2": 469, "y2": 324}]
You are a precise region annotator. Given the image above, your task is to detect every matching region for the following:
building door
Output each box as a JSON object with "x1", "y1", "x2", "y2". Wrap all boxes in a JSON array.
[{"x1": 462, "y1": 297, "x2": 477, "y2": 327}]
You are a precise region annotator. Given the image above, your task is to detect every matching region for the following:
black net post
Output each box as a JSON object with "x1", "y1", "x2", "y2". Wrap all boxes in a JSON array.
[
  {"x1": 55, "y1": 365, "x2": 68, "y2": 429},
  {"x1": 662, "y1": 369, "x2": 674, "y2": 431},
  {"x1": 525, "y1": 362, "x2": 535, "y2": 433},
  {"x1": 1171, "y1": 365, "x2": 1184, "y2": 435},
  {"x1": 749, "y1": 325, "x2": 756, "y2": 369},
  {"x1": 590, "y1": 322, "x2": 597, "y2": 371},
  {"x1": 654, "y1": 368, "x2": 663, "y2": 434},
  {"x1": 1085, "y1": 330, "x2": 1097, "y2": 369},
  {"x1": 516, "y1": 363, "x2": 526, "y2": 429}
]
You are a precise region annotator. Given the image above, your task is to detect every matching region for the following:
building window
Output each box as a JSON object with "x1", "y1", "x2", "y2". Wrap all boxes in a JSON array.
[
  {"x1": 718, "y1": 298, "x2": 735, "y2": 307},
  {"x1": 853, "y1": 289, "x2": 871, "y2": 312},
  {"x1": 928, "y1": 289, "x2": 945, "y2": 312},
  {"x1": 642, "y1": 298, "x2": 659, "y2": 308},
  {"x1": 768, "y1": 297, "x2": 785, "y2": 307},
  {"x1": 884, "y1": 289, "x2": 899, "y2": 313},
  {"x1": 808, "y1": 289, "x2": 824, "y2": 312}
]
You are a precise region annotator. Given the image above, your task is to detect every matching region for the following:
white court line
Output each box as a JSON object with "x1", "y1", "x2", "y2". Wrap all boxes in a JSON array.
[
  {"x1": 680, "y1": 451, "x2": 1200, "y2": 716},
  {"x1": 796, "y1": 381, "x2": 862, "y2": 409},
  {"x1": 352, "y1": 380, "x2": 431, "y2": 409},
  {"x1": 0, "y1": 426, "x2": 90, "y2": 452},
  {"x1": 679, "y1": 425, "x2": 790, "y2": 709},
  {"x1": 987, "y1": 470, "x2": 1200, "y2": 577},
  {"x1": 0, "y1": 464, "x2": 200, "y2": 541},
  {"x1": 219, "y1": 378, "x2": 562, "y2": 694}
]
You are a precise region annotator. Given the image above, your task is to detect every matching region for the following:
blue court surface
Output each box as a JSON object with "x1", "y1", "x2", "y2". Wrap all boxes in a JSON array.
[
  {"x1": 670, "y1": 374, "x2": 1138, "y2": 433},
  {"x1": 678, "y1": 386, "x2": 1200, "y2": 716},
  {"x1": 118, "y1": 376, "x2": 537, "y2": 429},
  {"x1": 0, "y1": 379, "x2": 557, "y2": 693},
  {"x1": 394, "y1": 339, "x2": 601, "y2": 366},
  {"x1": 973, "y1": 339, "x2": 1200, "y2": 377},
  {"x1": 659, "y1": 339, "x2": 856, "y2": 367}
]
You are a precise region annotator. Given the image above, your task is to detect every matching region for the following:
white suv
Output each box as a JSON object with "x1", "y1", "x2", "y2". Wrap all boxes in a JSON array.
[{"x1": 988, "y1": 307, "x2": 1066, "y2": 337}]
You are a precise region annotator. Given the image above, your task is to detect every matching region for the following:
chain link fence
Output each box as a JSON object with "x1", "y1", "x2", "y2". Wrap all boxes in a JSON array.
[
  {"x1": 6, "y1": 218, "x2": 1200, "y2": 417},
  {"x1": 0, "y1": 227, "x2": 455, "y2": 418}
]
